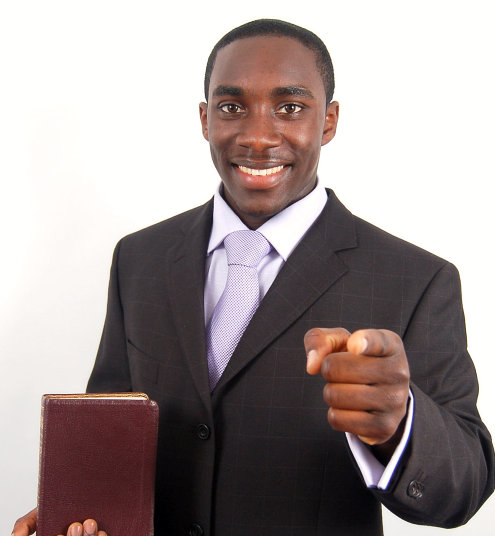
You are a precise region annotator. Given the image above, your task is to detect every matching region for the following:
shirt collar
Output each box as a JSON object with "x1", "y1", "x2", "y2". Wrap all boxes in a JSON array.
[{"x1": 207, "y1": 182, "x2": 328, "y2": 261}]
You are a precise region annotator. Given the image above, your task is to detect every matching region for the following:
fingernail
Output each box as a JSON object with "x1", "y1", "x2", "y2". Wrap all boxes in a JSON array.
[
  {"x1": 307, "y1": 349, "x2": 317, "y2": 371},
  {"x1": 70, "y1": 525, "x2": 82, "y2": 536},
  {"x1": 84, "y1": 521, "x2": 96, "y2": 536},
  {"x1": 359, "y1": 337, "x2": 368, "y2": 354}
]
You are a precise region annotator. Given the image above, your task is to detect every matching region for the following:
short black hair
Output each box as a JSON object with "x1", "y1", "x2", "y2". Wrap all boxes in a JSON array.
[{"x1": 204, "y1": 19, "x2": 335, "y2": 104}]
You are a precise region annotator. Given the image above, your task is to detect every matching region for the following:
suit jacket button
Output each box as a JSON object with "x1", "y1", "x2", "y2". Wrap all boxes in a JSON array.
[
  {"x1": 196, "y1": 424, "x2": 211, "y2": 440},
  {"x1": 188, "y1": 523, "x2": 204, "y2": 536},
  {"x1": 407, "y1": 480, "x2": 425, "y2": 499}
]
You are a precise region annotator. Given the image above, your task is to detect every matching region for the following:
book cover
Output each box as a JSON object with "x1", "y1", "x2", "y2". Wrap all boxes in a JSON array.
[{"x1": 37, "y1": 393, "x2": 159, "y2": 536}]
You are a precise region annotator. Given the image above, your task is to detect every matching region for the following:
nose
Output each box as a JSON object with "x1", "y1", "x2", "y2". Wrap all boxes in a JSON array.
[{"x1": 236, "y1": 109, "x2": 282, "y2": 151}]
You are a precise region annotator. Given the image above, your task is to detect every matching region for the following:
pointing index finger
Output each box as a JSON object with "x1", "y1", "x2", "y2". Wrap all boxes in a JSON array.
[{"x1": 304, "y1": 327, "x2": 350, "y2": 375}]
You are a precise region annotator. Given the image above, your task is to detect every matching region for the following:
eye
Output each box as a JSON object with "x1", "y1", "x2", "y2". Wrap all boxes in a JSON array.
[
  {"x1": 219, "y1": 103, "x2": 243, "y2": 114},
  {"x1": 278, "y1": 103, "x2": 303, "y2": 114}
]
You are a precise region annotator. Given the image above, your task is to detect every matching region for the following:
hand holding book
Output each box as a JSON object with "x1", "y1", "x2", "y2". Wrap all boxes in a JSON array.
[
  {"x1": 12, "y1": 511, "x2": 107, "y2": 536},
  {"x1": 11, "y1": 393, "x2": 158, "y2": 536}
]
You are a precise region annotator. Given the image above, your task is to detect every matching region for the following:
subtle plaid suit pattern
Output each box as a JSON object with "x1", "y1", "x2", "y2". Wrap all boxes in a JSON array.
[{"x1": 88, "y1": 190, "x2": 494, "y2": 536}]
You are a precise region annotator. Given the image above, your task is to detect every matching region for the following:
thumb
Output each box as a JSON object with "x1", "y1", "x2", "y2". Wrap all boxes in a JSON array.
[
  {"x1": 12, "y1": 507, "x2": 37, "y2": 536},
  {"x1": 347, "y1": 329, "x2": 401, "y2": 357}
]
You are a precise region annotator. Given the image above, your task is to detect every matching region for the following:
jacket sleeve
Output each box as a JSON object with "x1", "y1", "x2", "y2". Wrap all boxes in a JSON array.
[
  {"x1": 373, "y1": 262, "x2": 495, "y2": 527},
  {"x1": 86, "y1": 239, "x2": 133, "y2": 393}
]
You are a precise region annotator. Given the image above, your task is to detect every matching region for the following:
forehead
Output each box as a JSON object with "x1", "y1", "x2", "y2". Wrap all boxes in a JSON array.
[{"x1": 209, "y1": 35, "x2": 325, "y2": 99}]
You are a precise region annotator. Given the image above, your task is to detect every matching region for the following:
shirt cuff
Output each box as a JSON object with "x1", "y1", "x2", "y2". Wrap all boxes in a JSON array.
[{"x1": 345, "y1": 390, "x2": 414, "y2": 490}]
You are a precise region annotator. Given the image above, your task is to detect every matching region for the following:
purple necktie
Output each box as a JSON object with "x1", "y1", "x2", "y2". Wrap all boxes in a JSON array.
[{"x1": 206, "y1": 230, "x2": 272, "y2": 390}]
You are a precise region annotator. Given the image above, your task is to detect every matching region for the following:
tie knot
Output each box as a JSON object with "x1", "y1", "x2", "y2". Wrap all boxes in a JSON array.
[{"x1": 224, "y1": 230, "x2": 272, "y2": 268}]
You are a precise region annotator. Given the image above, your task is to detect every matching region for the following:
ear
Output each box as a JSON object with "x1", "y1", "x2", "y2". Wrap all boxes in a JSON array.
[
  {"x1": 199, "y1": 102, "x2": 209, "y2": 141},
  {"x1": 321, "y1": 101, "x2": 339, "y2": 146}
]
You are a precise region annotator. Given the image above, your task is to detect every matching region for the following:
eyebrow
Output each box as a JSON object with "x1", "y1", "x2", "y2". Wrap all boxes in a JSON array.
[
  {"x1": 271, "y1": 86, "x2": 315, "y2": 99},
  {"x1": 211, "y1": 85, "x2": 315, "y2": 99},
  {"x1": 212, "y1": 85, "x2": 244, "y2": 97}
]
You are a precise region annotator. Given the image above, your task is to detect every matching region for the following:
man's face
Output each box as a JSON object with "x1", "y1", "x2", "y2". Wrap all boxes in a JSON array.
[{"x1": 199, "y1": 36, "x2": 339, "y2": 229}]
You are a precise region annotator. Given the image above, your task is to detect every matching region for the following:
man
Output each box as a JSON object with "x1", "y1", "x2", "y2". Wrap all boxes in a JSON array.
[{"x1": 13, "y1": 19, "x2": 494, "y2": 536}]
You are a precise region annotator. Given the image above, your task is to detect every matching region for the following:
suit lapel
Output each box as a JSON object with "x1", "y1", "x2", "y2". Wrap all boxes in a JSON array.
[
  {"x1": 167, "y1": 200, "x2": 214, "y2": 412},
  {"x1": 214, "y1": 190, "x2": 357, "y2": 393}
]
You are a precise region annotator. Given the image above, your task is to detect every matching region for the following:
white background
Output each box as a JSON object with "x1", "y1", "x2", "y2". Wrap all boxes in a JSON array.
[{"x1": 1, "y1": 1, "x2": 494, "y2": 533}]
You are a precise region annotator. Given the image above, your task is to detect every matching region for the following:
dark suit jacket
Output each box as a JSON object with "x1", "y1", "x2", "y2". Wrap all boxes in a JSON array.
[{"x1": 87, "y1": 190, "x2": 494, "y2": 536}]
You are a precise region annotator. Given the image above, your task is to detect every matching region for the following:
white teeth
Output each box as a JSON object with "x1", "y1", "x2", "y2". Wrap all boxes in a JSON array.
[{"x1": 238, "y1": 165, "x2": 284, "y2": 176}]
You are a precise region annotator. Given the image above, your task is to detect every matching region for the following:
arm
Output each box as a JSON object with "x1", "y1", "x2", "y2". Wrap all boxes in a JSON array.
[
  {"x1": 87, "y1": 240, "x2": 132, "y2": 393},
  {"x1": 305, "y1": 262, "x2": 495, "y2": 527},
  {"x1": 12, "y1": 245, "x2": 135, "y2": 536},
  {"x1": 376, "y1": 262, "x2": 494, "y2": 526}
]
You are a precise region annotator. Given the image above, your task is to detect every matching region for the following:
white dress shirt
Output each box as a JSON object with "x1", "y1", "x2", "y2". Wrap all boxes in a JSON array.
[{"x1": 204, "y1": 182, "x2": 413, "y2": 489}]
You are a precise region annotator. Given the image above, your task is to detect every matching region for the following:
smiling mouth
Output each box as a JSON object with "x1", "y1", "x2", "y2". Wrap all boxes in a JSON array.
[{"x1": 236, "y1": 164, "x2": 285, "y2": 176}]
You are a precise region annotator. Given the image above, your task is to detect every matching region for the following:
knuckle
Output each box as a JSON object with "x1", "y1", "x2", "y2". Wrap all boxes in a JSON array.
[
  {"x1": 327, "y1": 407, "x2": 339, "y2": 428},
  {"x1": 323, "y1": 383, "x2": 339, "y2": 407},
  {"x1": 390, "y1": 364, "x2": 410, "y2": 384},
  {"x1": 384, "y1": 389, "x2": 408, "y2": 410},
  {"x1": 13, "y1": 518, "x2": 25, "y2": 531},
  {"x1": 327, "y1": 408, "x2": 347, "y2": 433},
  {"x1": 381, "y1": 329, "x2": 401, "y2": 346},
  {"x1": 383, "y1": 329, "x2": 400, "y2": 342},
  {"x1": 378, "y1": 414, "x2": 398, "y2": 439},
  {"x1": 304, "y1": 327, "x2": 324, "y2": 343},
  {"x1": 335, "y1": 326, "x2": 351, "y2": 337},
  {"x1": 320, "y1": 356, "x2": 333, "y2": 379},
  {"x1": 378, "y1": 329, "x2": 403, "y2": 356},
  {"x1": 397, "y1": 388, "x2": 409, "y2": 407},
  {"x1": 323, "y1": 383, "x2": 332, "y2": 405},
  {"x1": 377, "y1": 329, "x2": 389, "y2": 349},
  {"x1": 305, "y1": 327, "x2": 349, "y2": 347}
]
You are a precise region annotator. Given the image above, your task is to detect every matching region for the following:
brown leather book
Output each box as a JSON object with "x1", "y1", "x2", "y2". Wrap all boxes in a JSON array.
[{"x1": 36, "y1": 393, "x2": 159, "y2": 536}]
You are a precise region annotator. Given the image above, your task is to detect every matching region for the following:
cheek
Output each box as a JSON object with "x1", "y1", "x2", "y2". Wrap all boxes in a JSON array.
[
  {"x1": 295, "y1": 139, "x2": 322, "y2": 171},
  {"x1": 208, "y1": 127, "x2": 233, "y2": 160},
  {"x1": 286, "y1": 123, "x2": 324, "y2": 154}
]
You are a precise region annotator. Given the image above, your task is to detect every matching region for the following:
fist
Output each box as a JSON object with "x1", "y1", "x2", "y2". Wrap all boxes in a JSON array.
[{"x1": 304, "y1": 327, "x2": 410, "y2": 446}]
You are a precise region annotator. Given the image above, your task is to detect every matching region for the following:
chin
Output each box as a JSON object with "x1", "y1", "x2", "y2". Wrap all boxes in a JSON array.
[{"x1": 240, "y1": 205, "x2": 284, "y2": 226}]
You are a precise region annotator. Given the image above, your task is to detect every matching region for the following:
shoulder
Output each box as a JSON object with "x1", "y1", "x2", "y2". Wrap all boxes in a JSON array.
[
  {"x1": 324, "y1": 190, "x2": 452, "y2": 280},
  {"x1": 347, "y1": 215, "x2": 460, "y2": 303},
  {"x1": 116, "y1": 199, "x2": 213, "y2": 251},
  {"x1": 354, "y1": 214, "x2": 446, "y2": 265}
]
